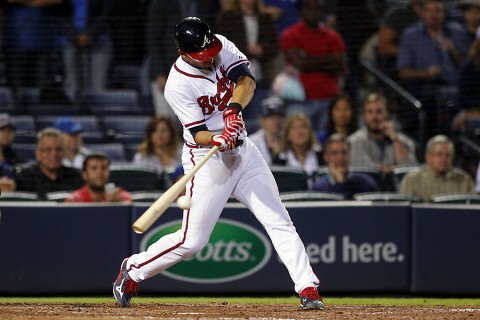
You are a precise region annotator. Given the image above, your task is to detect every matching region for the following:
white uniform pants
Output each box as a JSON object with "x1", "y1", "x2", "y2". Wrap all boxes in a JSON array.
[{"x1": 127, "y1": 138, "x2": 319, "y2": 293}]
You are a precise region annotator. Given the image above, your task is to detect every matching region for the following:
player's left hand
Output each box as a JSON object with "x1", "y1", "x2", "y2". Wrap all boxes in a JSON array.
[{"x1": 223, "y1": 103, "x2": 245, "y2": 136}]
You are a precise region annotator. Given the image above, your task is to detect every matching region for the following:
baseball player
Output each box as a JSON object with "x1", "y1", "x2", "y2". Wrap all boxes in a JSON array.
[{"x1": 113, "y1": 17, "x2": 325, "y2": 310}]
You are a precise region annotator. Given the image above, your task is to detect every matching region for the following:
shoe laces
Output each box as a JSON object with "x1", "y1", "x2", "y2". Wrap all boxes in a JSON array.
[
  {"x1": 124, "y1": 278, "x2": 139, "y2": 296},
  {"x1": 301, "y1": 287, "x2": 320, "y2": 301}
]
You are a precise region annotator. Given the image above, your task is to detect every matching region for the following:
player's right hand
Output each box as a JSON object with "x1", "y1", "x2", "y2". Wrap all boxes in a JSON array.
[{"x1": 211, "y1": 132, "x2": 236, "y2": 152}]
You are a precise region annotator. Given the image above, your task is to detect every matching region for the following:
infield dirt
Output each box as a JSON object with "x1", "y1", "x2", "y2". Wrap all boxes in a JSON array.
[{"x1": 1, "y1": 302, "x2": 480, "y2": 319}]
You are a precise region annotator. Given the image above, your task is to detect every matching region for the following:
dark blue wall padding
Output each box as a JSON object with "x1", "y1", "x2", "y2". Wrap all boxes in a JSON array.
[
  {"x1": 132, "y1": 203, "x2": 410, "y2": 294},
  {"x1": 411, "y1": 205, "x2": 480, "y2": 295},
  {"x1": 0, "y1": 204, "x2": 131, "y2": 294}
]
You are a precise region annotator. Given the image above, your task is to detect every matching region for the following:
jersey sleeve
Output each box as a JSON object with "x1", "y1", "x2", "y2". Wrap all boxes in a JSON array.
[{"x1": 216, "y1": 34, "x2": 251, "y2": 79}]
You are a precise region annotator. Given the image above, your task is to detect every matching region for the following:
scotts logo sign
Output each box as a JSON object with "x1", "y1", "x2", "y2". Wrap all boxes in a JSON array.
[{"x1": 140, "y1": 219, "x2": 272, "y2": 283}]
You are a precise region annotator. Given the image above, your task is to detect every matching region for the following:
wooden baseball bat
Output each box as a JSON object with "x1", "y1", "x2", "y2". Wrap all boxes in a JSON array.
[{"x1": 132, "y1": 146, "x2": 219, "y2": 234}]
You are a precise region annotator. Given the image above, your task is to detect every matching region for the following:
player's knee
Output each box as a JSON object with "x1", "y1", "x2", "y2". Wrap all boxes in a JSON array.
[{"x1": 181, "y1": 237, "x2": 209, "y2": 257}]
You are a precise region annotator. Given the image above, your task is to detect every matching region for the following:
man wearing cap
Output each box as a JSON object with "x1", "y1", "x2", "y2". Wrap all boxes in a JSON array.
[
  {"x1": 0, "y1": 113, "x2": 22, "y2": 192},
  {"x1": 0, "y1": 113, "x2": 25, "y2": 166},
  {"x1": 249, "y1": 96, "x2": 287, "y2": 165},
  {"x1": 53, "y1": 116, "x2": 92, "y2": 170},
  {"x1": 15, "y1": 127, "x2": 83, "y2": 199}
]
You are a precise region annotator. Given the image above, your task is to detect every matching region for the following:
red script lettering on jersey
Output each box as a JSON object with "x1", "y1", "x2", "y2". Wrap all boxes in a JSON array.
[{"x1": 197, "y1": 66, "x2": 234, "y2": 115}]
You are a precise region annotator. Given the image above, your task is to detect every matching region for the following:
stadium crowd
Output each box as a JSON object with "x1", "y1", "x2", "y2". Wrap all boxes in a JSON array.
[{"x1": 0, "y1": 0, "x2": 479, "y2": 202}]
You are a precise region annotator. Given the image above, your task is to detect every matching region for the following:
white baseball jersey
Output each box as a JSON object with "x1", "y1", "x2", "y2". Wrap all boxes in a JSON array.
[
  {"x1": 126, "y1": 34, "x2": 319, "y2": 294},
  {"x1": 164, "y1": 35, "x2": 248, "y2": 144}
]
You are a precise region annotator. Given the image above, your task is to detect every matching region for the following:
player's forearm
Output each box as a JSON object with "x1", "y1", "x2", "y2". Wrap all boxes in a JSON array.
[
  {"x1": 194, "y1": 131, "x2": 216, "y2": 147},
  {"x1": 231, "y1": 76, "x2": 256, "y2": 110}
]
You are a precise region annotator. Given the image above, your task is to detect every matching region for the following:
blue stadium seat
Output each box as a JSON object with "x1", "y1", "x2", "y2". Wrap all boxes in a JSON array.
[
  {"x1": 79, "y1": 89, "x2": 142, "y2": 115},
  {"x1": 349, "y1": 165, "x2": 386, "y2": 190},
  {"x1": 36, "y1": 115, "x2": 107, "y2": 143},
  {"x1": 101, "y1": 115, "x2": 149, "y2": 143},
  {"x1": 0, "y1": 87, "x2": 15, "y2": 113},
  {"x1": 269, "y1": 166, "x2": 309, "y2": 193},
  {"x1": 27, "y1": 104, "x2": 81, "y2": 116},
  {"x1": 11, "y1": 143, "x2": 37, "y2": 161},
  {"x1": 124, "y1": 143, "x2": 140, "y2": 161},
  {"x1": 12, "y1": 115, "x2": 36, "y2": 143},
  {"x1": 36, "y1": 115, "x2": 100, "y2": 131},
  {"x1": 109, "y1": 64, "x2": 142, "y2": 91},
  {"x1": 16, "y1": 87, "x2": 41, "y2": 107},
  {"x1": 87, "y1": 143, "x2": 127, "y2": 162},
  {"x1": 109, "y1": 164, "x2": 168, "y2": 191}
]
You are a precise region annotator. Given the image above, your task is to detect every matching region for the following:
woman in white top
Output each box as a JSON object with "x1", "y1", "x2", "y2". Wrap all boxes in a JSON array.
[
  {"x1": 273, "y1": 112, "x2": 324, "y2": 177},
  {"x1": 133, "y1": 116, "x2": 181, "y2": 177}
]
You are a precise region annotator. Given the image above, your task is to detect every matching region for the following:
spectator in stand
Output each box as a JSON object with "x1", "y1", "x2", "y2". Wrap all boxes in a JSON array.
[
  {"x1": 312, "y1": 134, "x2": 379, "y2": 198},
  {"x1": 316, "y1": 92, "x2": 357, "y2": 145},
  {"x1": 377, "y1": 0, "x2": 423, "y2": 79},
  {"x1": 0, "y1": 113, "x2": 26, "y2": 166},
  {"x1": 61, "y1": 0, "x2": 113, "y2": 98},
  {"x1": 15, "y1": 127, "x2": 83, "y2": 199},
  {"x1": 65, "y1": 153, "x2": 132, "y2": 203},
  {"x1": 0, "y1": 113, "x2": 23, "y2": 192},
  {"x1": 280, "y1": 0, "x2": 347, "y2": 132},
  {"x1": 0, "y1": 0, "x2": 64, "y2": 100},
  {"x1": 397, "y1": 0, "x2": 471, "y2": 138},
  {"x1": 452, "y1": 33, "x2": 480, "y2": 131},
  {"x1": 53, "y1": 116, "x2": 92, "y2": 170},
  {"x1": 250, "y1": 96, "x2": 287, "y2": 165},
  {"x1": 328, "y1": 0, "x2": 383, "y2": 96},
  {"x1": 273, "y1": 112, "x2": 324, "y2": 177},
  {"x1": 146, "y1": 0, "x2": 218, "y2": 117},
  {"x1": 459, "y1": 0, "x2": 480, "y2": 42},
  {"x1": 386, "y1": 0, "x2": 464, "y2": 20},
  {"x1": 133, "y1": 115, "x2": 181, "y2": 180},
  {"x1": 348, "y1": 92, "x2": 418, "y2": 175},
  {"x1": 400, "y1": 134, "x2": 476, "y2": 201},
  {"x1": 216, "y1": 0, "x2": 279, "y2": 121}
]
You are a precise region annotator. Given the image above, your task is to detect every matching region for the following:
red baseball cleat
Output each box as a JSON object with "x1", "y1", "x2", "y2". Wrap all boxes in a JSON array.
[
  {"x1": 113, "y1": 258, "x2": 138, "y2": 307},
  {"x1": 299, "y1": 287, "x2": 326, "y2": 310}
]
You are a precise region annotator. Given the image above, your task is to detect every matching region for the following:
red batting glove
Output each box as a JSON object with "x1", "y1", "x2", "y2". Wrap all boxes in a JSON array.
[
  {"x1": 211, "y1": 132, "x2": 237, "y2": 152},
  {"x1": 223, "y1": 103, "x2": 245, "y2": 136}
]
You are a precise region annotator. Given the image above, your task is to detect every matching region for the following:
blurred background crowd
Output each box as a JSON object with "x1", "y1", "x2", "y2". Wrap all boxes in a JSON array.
[{"x1": 0, "y1": 0, "x2": 479, "y2": 203}]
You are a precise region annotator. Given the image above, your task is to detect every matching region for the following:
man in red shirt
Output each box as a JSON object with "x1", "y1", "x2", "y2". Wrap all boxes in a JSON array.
[
  {"x1": 280, "y1": 0, "x2": 347, "y2": 131},
  {"x1": 65, "y1": 153, "x2": 132, "y2": 203}
]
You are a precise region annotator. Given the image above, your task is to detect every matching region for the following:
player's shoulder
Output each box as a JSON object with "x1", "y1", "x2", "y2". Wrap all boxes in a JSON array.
[{"x1": 215, "y1": 34, "x2": 238, "y2": 52}]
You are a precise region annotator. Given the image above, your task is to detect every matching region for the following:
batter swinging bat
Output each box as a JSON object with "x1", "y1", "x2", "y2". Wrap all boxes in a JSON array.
[{"x1": 132, "y1": 146, "x2": 219, "y2": 234}]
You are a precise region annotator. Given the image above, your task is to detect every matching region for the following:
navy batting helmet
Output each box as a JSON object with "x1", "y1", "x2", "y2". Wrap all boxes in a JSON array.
[{"x1": 174, "y1": 17, "x2": 222, "y2": 62}]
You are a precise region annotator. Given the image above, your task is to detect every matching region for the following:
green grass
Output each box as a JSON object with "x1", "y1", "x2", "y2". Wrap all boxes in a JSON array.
[{"x1": 1, "y1": 296, "x2": 480, "y2": 306}]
